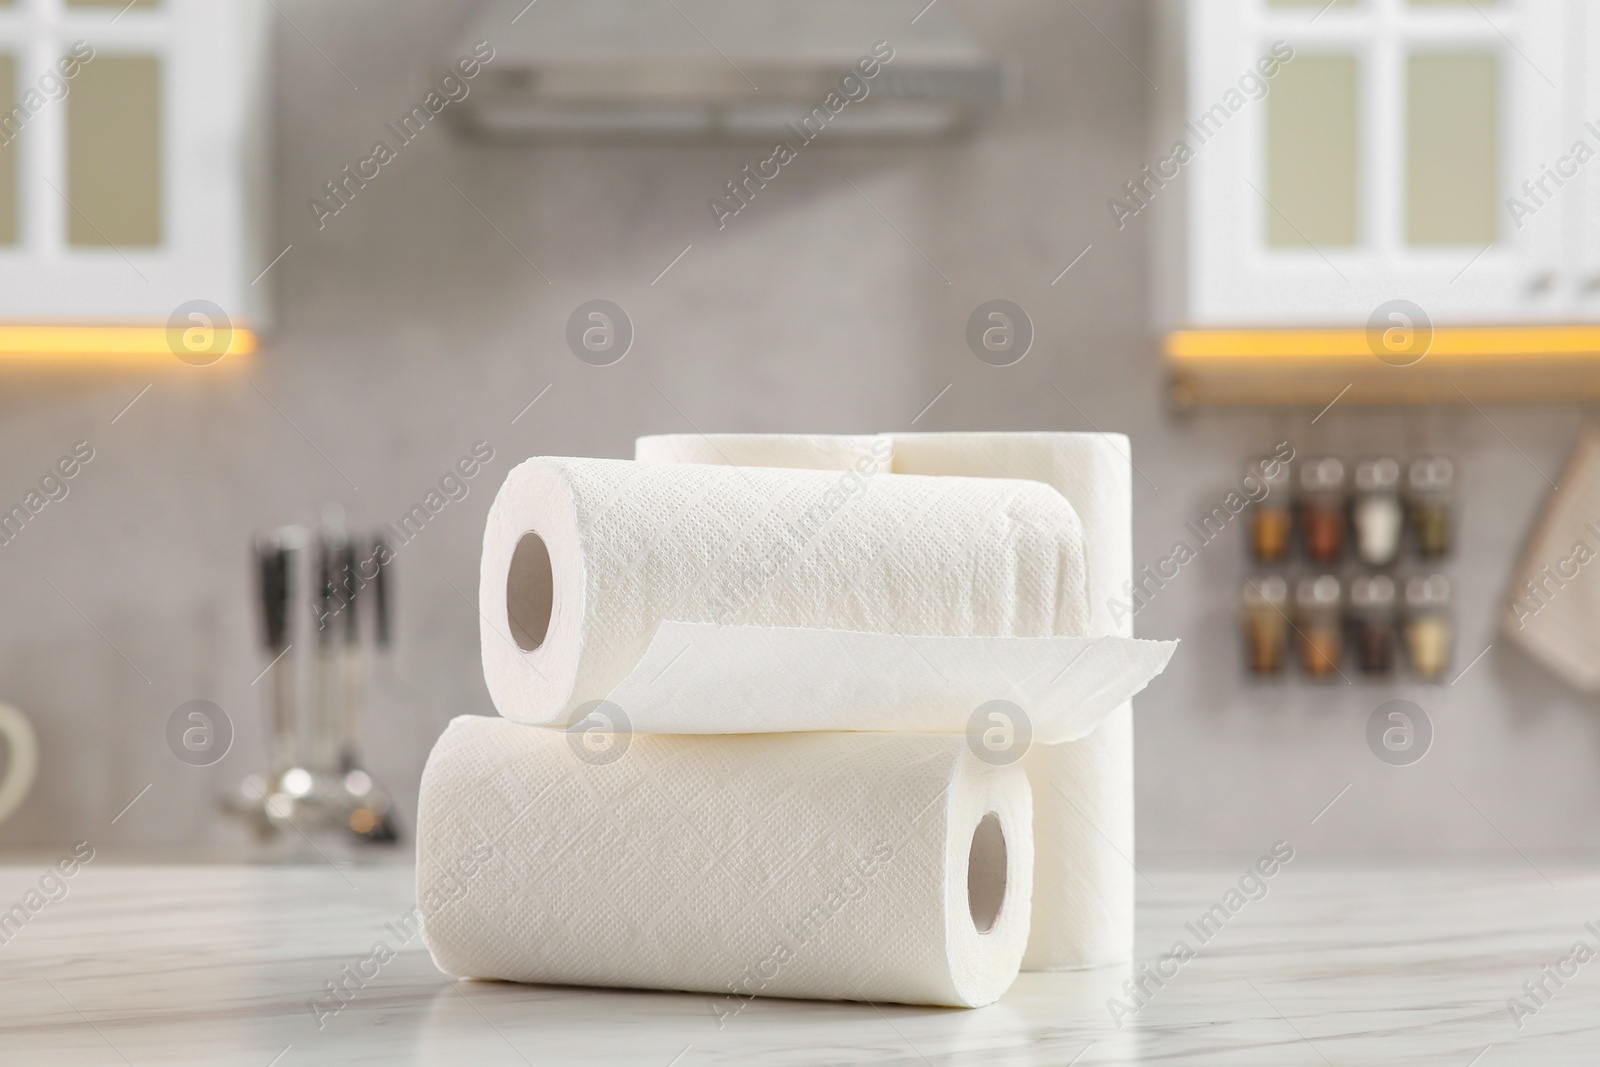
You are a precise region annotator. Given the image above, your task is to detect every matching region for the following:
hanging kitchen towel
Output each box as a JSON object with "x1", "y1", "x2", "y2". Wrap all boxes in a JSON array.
[
  {"x1": 1502, "y1": 426, "x2": 1600, "y2": 690},
  {"x1": 634, "y1": 432, "x2": 1145, "y2": 972},
  {"x1": 416, "y1": 715, "x2": 1033, "y2": 1008},
  {"x1": 481, "y1": 455, "x2": 1172, "y2": 736}
]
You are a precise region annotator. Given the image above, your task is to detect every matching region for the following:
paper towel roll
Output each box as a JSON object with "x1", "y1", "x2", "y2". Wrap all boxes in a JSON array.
[
  {"x1": 417, "y1": 715, "x2": 1033, "y2": 1008},
  {"x1": 480, "y1": 456, "x2": 1094, "y2": 727},
  {"x1": 637, "y1": 432, "x2": 1140, "y2": 972},
  {"x1": 891, "y1": 434, "x2": 1135, "y2": 973},
  {"x1": 637, "y1": 433, "x2": 893, "y2": 472}
]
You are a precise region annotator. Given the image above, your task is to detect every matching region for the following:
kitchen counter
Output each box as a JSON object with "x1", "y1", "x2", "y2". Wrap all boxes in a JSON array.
[{"x1": 2, "y1": 859, "x2": 1595, "y2": 1065}]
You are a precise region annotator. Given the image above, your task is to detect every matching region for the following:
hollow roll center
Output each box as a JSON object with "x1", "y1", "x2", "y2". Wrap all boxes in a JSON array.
[
  {"x1": 967, "y1": 811, "x2": 1007, "y2": 935},
  {"x1": 507, "y1": 532, "x2": 554, "y2": 652}
]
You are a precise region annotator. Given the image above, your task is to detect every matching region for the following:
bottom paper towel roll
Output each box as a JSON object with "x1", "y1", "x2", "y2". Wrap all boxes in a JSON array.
[{"x1": 416, "y1": 715, "x2": 1033, "y2": 1008}]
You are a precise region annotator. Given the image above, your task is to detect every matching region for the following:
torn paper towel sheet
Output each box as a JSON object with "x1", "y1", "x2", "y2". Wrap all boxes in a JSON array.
[
  {"x1": 607, "y1": 623, "x2": 1174, "y2": 741},
  {"x1": 1503, "y1": 426, "x2": 1600, "y2": 690},
  {"x1": 417, "y1": 716, "x2": 1033, "y2": 1008},
  {"x1": 481, "y1": 456, "x2": 1092, "y2": 727},
  {"x1": 636, "y1": 431, "x2": 1143, "y2": 972}
]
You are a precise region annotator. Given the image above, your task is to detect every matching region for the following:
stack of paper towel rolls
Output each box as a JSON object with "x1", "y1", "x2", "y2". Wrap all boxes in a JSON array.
[
  {"x1": 636, "y1": 432, "x2": 1138, "y2": 973},
  {"x1": 415, "y1": 434, "x2": 1169, "y2": 1008}
]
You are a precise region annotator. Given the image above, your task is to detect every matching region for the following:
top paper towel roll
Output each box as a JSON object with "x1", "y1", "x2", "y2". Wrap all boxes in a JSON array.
[
  {"x1": 636, "y1": 433, "x2": 893, "y2": 472},
  {"x1": 481, "y1": 456, "x2": 1093, "y2": 727}
]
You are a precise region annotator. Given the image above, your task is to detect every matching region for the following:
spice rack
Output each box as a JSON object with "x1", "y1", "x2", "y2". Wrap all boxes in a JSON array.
[{"x1": 1242, "y1": 455, "x2": 1456, "y2": 682}]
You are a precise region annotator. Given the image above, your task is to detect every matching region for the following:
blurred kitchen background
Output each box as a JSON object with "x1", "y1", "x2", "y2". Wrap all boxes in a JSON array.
[{"x1": 1, "y1": 0, "x2": 1597, "y2": 857}]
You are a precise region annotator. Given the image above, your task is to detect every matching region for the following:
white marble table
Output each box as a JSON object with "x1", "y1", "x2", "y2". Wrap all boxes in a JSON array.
[{"x1": 2, "y1": 858, "x2": 1595, "y2": 1065}]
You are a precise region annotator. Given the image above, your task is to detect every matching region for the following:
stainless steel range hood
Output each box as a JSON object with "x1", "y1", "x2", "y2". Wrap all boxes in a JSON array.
[{"x1": 452, "y1": 0, "x2": 1004, "y2": 140}]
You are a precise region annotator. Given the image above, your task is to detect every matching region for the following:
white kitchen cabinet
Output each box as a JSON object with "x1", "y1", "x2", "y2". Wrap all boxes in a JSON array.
[
  {"x1": 1579, "y1": 1, "x2": 1600, "y2": 304},
  {"x1": 0, "y1": 0, "x2": 269, "y2": 337},
  {"x1": 1159, "y1": 0, "x2": 1581, "y2": 328}
]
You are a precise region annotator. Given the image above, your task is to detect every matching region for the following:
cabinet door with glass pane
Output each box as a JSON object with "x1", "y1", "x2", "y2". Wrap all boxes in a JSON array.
[
  {"x1": 1185, "y1": 0, "x2": 1571, "y2": 326},
  {"x1": 0, "y1": 0, "x2": 267, "y2": 328}
]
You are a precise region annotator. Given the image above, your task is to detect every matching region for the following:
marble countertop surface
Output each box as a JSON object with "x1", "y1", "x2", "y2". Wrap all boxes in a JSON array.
[{"x1": 2, "y1": 858, "x2": 1596, "y2": 1065}]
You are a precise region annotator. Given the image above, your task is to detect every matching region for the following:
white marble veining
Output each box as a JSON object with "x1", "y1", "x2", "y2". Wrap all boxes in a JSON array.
[{"x1": 3, "y1": 858, "x2": 1597, "y2": 1065}]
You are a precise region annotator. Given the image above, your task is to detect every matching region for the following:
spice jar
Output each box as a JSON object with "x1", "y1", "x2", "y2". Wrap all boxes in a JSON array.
[
  {"x1": 1348, "y1": 574, "x2": 1397, "y2": 676},
  {"x1": 1296, "y1": 574, "x2": 1343, "y2": 679},
  {"x1": 1298, "y1": 457, "x2": 1347, "y2": 563},
  {"x1": 1242, "y1": 575, "x2": 1290, "y2": 676},
  {"x1": 1248, "y1": 457, "x2": 1294, "y2": 563},
  {"x1": 1408, "y1": 456, "x2": 1455, "y2": 559},
  {"x1": 1352, "y1": 457, "x2": 1404, "y2": 567},
  {"x1": 1404, "y1": 574, "x2": 1455, "y2": 681}
]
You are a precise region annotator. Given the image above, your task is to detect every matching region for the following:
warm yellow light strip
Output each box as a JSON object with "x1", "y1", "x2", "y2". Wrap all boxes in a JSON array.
[
  {"x1": 0, "y1": 326, "x2": 258, "y2": 364},
  {"x1": 1166, "y1": 326, "x2": 1600, "y2": 362}
]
